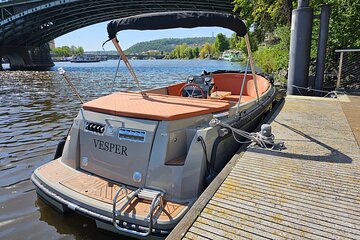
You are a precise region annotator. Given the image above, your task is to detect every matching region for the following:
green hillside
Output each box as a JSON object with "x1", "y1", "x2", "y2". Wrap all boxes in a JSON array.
[{"x1": 124, "y1": 37, "x2": 215, "y2": 54}]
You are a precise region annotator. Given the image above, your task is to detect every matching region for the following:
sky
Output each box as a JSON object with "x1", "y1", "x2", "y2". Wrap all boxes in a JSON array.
[{"x1": 55, "y1": 22, "x2": 234, "y2": 51}]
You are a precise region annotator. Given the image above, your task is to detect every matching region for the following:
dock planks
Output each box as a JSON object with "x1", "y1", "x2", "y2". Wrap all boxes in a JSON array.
[{"x1": 167, "y1": 95, "x2": 360, "y2": 240}]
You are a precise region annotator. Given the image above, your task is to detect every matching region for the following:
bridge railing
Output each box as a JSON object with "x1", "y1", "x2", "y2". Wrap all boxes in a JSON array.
[
  {"x1": 1, "y1": 6, "x2": 12, "y2": 20},
  {"x1": 335, "y1": 49, "x2": 360, "y2": 89}
]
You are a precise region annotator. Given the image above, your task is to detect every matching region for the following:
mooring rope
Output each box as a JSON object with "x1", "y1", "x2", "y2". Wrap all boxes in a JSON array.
[
  {"x1": 209, "y1": 118, "x2": 286, "y2": 150},
  {"x1": 291, "y1": 84, "x2": 347, "y2": 98}
]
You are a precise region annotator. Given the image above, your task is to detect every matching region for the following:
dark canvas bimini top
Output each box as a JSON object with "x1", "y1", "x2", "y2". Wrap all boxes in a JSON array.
[{"x1": 107, "y1": 11, "x2": 247, "y2": 39}]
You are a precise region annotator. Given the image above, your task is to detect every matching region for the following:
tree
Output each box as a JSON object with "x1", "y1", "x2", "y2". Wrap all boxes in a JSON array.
[
  {"x1": 51, "y1": 45, "x2": 84, "y2": 57},
  {"x1": 199, "y1": 43, "x2": 212, "y2": 59},
  {"x1": 233, "y1": 0, "x2": 360, "y2": 75},
  {"x1": 214, "y1": 33, "x2": 229, "y2": 53},
  {"x1": 229, "y1": 33, "x2": 238, "y2": 50},
  {"x1": 229, "y1": 32, "x2": 258, "y2": 54},
  {"x1": 52, "y1": 46, "x2": 70, "y2": 56},
  {"x1": 193, "y1": 47, "x2": 200, "y2": 58},
  {"x1": 169, "y1": 44, "x2": 202, "y2": 59},
  {"x1": 233, "y1": 0, "x2": 294, "y2": 43},
  {"x1": 234, "y1": 0, "x2": 360, "y2": 53},
  {"x1": 311, "y1": 0, "x2": 360, "y2": 51},
  {"x1": 211, "y1": 44, "x2": 218, "y2": 57},
  {"x1": 76, "y1": 46, "x2": 84, "y2": 55},
  {"x1": 179, "y1": 44, "x2": 188, "y2": 59},
  {"x1": 253, "y1": 46, "x2": 277, "y2": 73},
  {"x1": 184, "y1": 47, "x2": 194, "y2": 59},
  {"x1": 70, "y1": 45, "x2": 77, "y2": 55},
  {"x1": 124, "y1": 37, "x2": 216, "y2": 54},
  {"x1": 247, "y1": 26, "x2": 290, "y2": 73},
  {"x1": 172, "y1": 45, "x2": 181, "y2": 58}
]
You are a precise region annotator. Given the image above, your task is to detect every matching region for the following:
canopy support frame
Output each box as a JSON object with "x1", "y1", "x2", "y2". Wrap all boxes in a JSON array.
[
  {"x1": 244, "y1": 33, "x2": 260, "y2": 102},
  {"x1": 112, "y1": 38, "x2": 147, "y2": 97},
  {"x1": 236, "y1": 58, "x2": 250, "y2": 117}
]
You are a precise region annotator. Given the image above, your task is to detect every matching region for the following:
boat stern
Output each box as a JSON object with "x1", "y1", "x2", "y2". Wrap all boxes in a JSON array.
[{"x1": 31, "y1": 158, "x2": 190, "y2": 237}]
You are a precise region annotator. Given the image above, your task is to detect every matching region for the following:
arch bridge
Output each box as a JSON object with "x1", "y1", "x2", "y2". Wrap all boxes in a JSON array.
[{"x1": 0, "y1": 0, "x2": 234, "y2": 70}]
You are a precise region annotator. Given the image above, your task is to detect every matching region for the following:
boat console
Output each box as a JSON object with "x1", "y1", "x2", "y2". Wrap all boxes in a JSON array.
[{"x1": 179, "y1": 75, "x2": 214, "y2": 98}]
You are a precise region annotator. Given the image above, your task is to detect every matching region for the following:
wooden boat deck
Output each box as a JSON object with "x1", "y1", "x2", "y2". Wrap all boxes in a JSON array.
[
  {"x1": 167, "y1": 95, "x2": 360, "y2": 240},
  {"x1": 36, "y1": 159, "x2": 187, "y2": 221}
]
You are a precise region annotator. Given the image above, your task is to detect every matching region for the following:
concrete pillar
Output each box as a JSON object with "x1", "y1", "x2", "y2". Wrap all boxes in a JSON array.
[
  {"x1": 0, "y1": 43, "x2": 54, "y2": 70},
  {"x1": 287, "y1": 0, "x2": 314, "y2": 95}
]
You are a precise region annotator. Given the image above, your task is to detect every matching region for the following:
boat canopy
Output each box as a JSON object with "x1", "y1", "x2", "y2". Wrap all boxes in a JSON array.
[{"x1": 107, "y1": 11, "x2": 247, "y2": 39}]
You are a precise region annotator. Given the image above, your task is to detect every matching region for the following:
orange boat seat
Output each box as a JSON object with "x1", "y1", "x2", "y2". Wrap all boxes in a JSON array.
[
  {"x1": 83, "y1": 92, "x2": 230, "y2": 121},
  {"x1": 222, "y1": 95, "x2": 255, "y2": 102},
  {"x1": 211, "y1": 73, "x2": 270, "y2": 102}
]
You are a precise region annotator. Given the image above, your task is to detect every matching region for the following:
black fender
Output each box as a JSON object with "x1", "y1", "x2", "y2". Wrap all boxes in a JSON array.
[{"x1": 54, "y1": 138, "x2": 66, "y2": 159}]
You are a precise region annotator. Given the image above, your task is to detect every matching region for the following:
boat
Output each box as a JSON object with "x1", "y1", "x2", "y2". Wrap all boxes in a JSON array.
[
  {"x1": 31, "y1": 11, "x2": 277, "y2": 238},
  {"x1": 222, "y1": 49, "x2": 242, "y2": 62},
  {"x1": 98, "y1": 55, "x2": 108, "y2": 61},
  {"x1": 70, "y1": 55, "x2": 101, "y2": 63}
]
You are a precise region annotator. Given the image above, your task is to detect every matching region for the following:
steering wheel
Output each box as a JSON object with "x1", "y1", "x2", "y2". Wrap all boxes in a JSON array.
[{"x1": 178, "y1": 83, "x2": 205, "y2": 98}]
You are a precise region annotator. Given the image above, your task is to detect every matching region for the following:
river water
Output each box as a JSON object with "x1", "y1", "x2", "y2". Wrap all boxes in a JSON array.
[{"x1": 0, "y1": 59, "x2": 242, "y2": 239}]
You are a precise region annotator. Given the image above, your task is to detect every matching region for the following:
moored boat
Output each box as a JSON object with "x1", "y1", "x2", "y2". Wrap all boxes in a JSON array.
[
  {"x1": 222, "y1": 49, "x2": 242, "y2": 62},
  {"x1": 32, "y1": 11, "x2": 277, "y2": 238},
  {"x1": 71, "y1": 55, "x2": 101, "y2": 63}
]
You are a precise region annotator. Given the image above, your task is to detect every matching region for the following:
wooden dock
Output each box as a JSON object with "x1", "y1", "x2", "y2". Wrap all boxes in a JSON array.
[{"x1": 167, "y1": 95, "x2": 360, "y2": 240}]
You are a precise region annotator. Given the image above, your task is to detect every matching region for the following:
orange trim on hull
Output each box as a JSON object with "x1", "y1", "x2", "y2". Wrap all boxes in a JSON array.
[
  {"x1": 222, "y1": 95, "x2": 255, "y2": 102},
  {"x1": 167, "y1": 82, "x2": 186, "y2": 96}
]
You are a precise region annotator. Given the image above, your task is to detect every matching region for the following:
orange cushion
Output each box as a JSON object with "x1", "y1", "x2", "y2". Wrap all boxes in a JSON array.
[
  {"x1": 212, "y1": 73, "x2": 270, "y2": 97},
  {"x1": 244, "y1": 79, "x2": 270, "y2": 97},
  {"x1": 83, "y1": 92, "x2": 230, "y2": 121},
  {"x1": 222, "y1": 95, "x2": 255, "y2": 102},
  {"x1": 212, "y1": 73, "x2": 249, "y2": 95},
  {"x1": 210, "y1": 91, "x2": 232, "y2": 99}
]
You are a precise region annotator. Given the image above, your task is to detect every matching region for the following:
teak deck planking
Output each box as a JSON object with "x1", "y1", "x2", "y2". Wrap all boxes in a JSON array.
[{"x1": 167, "y1": 95, "x2": 360, "y2": 240}]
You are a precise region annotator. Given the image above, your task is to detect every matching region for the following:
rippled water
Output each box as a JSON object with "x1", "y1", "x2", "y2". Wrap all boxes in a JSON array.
[{"x1": 0, "y1": 59, "x2": 242, "y2": 239}]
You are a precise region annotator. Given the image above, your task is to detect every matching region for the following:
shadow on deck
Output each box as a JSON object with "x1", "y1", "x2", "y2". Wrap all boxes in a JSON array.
[{"x1": 167, "y1": 95, "x2": 360, "y2": 240}]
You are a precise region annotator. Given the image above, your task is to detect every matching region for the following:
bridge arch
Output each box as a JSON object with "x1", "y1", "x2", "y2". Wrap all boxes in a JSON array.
[
  {"x1": 0, "y1": 0, "x2": 235, "y2": 69},
  {"x1": 1, "y1": 0, "x2": 234, "y2": 47},
  {"x1": 0, "y1": 44, "x2": 54, "y2": 70},
  {"x1": 2, "y1": 53, "x2": 23, "y2": 70}
]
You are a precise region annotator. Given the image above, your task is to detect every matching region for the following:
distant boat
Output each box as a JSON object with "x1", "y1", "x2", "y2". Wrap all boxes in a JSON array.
[
  {"x1": 71, "y1": 55, "x2": 101, "y2": 63},
  {"x1": 52, "y1": 56, "x2": 72, "y2": 62},
  {"x1": 222, "y1": 50, "x2": 242, "y2": 62},
  {"x1": 98, "y1": 56, "x2": 108, "y2": 61}
]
